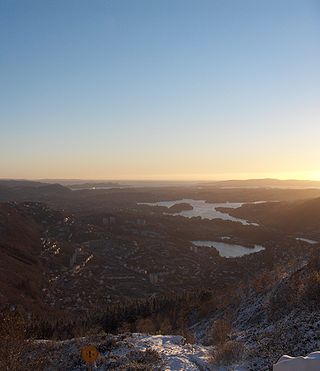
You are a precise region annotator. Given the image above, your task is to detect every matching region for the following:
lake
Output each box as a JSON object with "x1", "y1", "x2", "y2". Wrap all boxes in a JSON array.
[
  {"x1": 140, "y1": 198, "x2": 259, "y2": 226},
  {"x1": 296, "y1": 237, "x2": 318, "y2": 245},
  {"x1": 192, "y1": 240, "x2": 265, "y2": 258}
]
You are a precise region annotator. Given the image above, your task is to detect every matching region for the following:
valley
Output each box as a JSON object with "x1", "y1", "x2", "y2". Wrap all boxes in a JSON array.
[{"x1": 1, "y1": 180, "x2": 320, "y2": 370}]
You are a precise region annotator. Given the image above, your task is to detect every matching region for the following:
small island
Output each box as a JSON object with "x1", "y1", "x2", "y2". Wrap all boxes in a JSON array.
[{"x1": 167, "y1": 203, "x2": 194, "y2": 213}]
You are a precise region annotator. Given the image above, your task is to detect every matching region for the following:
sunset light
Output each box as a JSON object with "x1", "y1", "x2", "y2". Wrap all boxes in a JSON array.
[{"x1": 1, "y1": 2, "x2": 320, "y2": 369}]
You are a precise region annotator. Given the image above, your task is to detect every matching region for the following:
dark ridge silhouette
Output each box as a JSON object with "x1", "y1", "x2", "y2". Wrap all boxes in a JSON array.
[{"x1": 199, "y1": 178, "x2": 320, "y2": 188}]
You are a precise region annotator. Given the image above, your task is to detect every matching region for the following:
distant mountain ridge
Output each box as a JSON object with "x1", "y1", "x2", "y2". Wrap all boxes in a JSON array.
[
  {"x1": 0, "y1": 180, "x2": 72, "y2": 203},
  {"x1": 0, "y1": 179, "x2": 48, "y2": 188},
  {"x1": 222, "y1": 196, "x2": 320, "y2": 234},
  {"x1": 2, "y1": 178, "x2": 320, "y2": 189},
  {"x1": 200, "y1": 178, "x2": 320, "y2": 188}
]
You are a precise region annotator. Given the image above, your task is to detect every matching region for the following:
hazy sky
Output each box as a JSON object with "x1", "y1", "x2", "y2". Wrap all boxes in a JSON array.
[{"x1": 1, "y1": 0, "x2": 320, "y2": 180}]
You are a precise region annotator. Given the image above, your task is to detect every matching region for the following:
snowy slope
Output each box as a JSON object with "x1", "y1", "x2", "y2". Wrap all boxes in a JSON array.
[
  {"x1": 129, "y1": 334, "x2": 211, "y2": 370},
  {"x1": 191, "y1": 258, "x2": 320, "y2": 370},
  {"x1": 28, "y1": 333, "x2": 214, "y2": 370},
  {"x1": 27, "y1": 333, "x2": 254, "y2": 370}
]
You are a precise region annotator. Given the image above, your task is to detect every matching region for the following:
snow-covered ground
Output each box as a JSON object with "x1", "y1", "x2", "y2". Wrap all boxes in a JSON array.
[
  {"x1": 274, "y1": 351, "x2": 320, "y2": 371},
  {"x1": 28, "y1": 333, "x2": 212, "y2": 370},
  {"x1": 28, "y1": 333, "x2": 251, "y2": 370},
  {"x1": 28, "y1": 322, "x2": 320, "y2": 370},
  {"x1": 129, "y1": 334, "x2": 211, "y2": 370}
]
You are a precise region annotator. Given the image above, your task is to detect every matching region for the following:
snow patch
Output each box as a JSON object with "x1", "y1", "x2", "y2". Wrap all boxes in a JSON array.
[
  {"x1": 274, "y1": 351, "x2": 320, "y2": 371},
  {"x1": 130, "y1": 334, "x2": 211, "y2": 370}
]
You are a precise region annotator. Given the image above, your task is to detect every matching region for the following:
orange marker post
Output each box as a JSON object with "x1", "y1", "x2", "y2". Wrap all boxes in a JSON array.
[{"x1": 81, "y1": 345, "x2": 99, "y2": 370}]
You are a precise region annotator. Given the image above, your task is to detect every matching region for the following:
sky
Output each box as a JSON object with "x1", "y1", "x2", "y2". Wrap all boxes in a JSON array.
[{"x1": 1, "y1": 0, "x2": 320, "y2": 181}]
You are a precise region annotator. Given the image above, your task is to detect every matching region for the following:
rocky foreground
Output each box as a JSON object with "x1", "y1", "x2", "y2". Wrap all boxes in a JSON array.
[
  {"x1": 27, "y1": 332, "x2": 320, "y2": 370},
  {"x1": 26, "y1": 333, "x2": 213, "y2": 370}
]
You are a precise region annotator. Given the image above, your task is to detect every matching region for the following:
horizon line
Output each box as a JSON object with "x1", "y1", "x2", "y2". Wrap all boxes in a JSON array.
[{"x1": 1, "y1": 177, "x2": 320, "y2": 183}]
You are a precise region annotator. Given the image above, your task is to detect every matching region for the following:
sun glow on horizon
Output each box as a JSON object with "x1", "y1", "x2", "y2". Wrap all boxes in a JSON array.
[
  {"x1": 16, "y1": 170, "x2": 320, "y2": 183},
  {"x1": 1, "y1": 1, "x2": 319, "y2": 181}
]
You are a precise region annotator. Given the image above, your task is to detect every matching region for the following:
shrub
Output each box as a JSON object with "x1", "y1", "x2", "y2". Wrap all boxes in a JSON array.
[
  {"x1": 211, "y1": 340, "x2": 244, "y2": 365},
  {"x1": 180, "y1": 328, "x2": 195, "y2": 344},
  {"x1": 303, "y1": 271, "x2": 320, "y2": 304},
  {"x1": 0, "y1": 310, "x2": 26, "y2": 370},
  {"x1": 159, "y1": 318, "x2": 172, "y2": 334},
  {"x1": 135, "y1": 318, "x2": 156, "y2": 334},
  {"x1": 209, "y1": 318, "x2": 231, "y2": 345},
  {"x1": 253, "y1": 271, "x2": 275, "y2": 293},
  {"x1": 0, "y1": 310, "x2": 46, "y2": 370},
  {"x1": 129, "y1": 348, "x2": 161, "y2": 364}
]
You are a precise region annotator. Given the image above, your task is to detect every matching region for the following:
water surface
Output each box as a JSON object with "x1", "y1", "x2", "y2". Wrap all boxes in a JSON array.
[
  {"x1": 296, "y1": 237, "x2": 318, "y2": 245},
  {"x1": 192, "y1": 240, "x2": 265, "y2": 258},
  {"x1": 141, "y1": 199, "x2": 259, "y2": 226}
]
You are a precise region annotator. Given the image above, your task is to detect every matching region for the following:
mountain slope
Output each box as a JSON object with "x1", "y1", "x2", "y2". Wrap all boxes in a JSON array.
[
  {"x1": 192, "y1": 253, "x2": 320, "y2": 370},
  {"x1": 0, "y1": 202, "x2": 69, "y2": 313},
  {"x1": 222, "y1": 197, "x2": 320, "y2": 234},
  {"x1": 0, "y1": 203, "x2": 44, "y2": 310}
]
